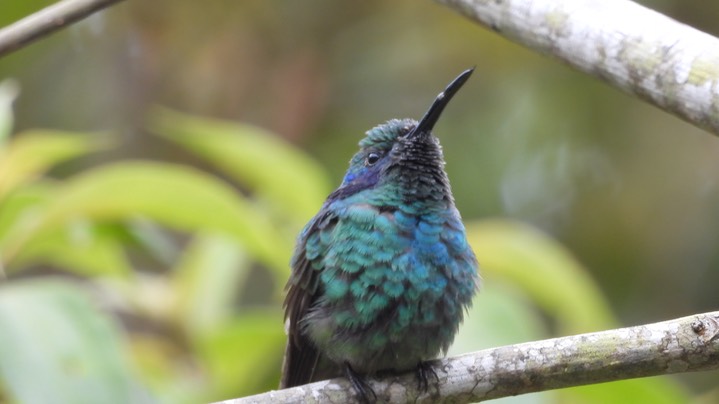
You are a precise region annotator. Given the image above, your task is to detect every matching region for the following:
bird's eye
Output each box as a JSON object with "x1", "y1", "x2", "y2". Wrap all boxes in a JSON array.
[{"x1": 366, "y1": 152, "x2": 381, "y2": 166}]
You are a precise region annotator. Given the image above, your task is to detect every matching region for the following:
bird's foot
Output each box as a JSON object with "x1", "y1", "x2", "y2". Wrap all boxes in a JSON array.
[
  {"x1": 415, "y1": 360, "x2": 439, "y2": 394},
  {"x1": 344, "y1": 362, "x2": 377, "y2": 404}
]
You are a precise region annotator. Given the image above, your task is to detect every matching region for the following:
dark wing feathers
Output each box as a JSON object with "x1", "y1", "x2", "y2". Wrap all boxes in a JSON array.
[
  {"x1": 284, "y1": 257, "x2": 315, "y2": 345},
  {"x1": 280, "y1": 210, "x2": 336, "y2": 388}
]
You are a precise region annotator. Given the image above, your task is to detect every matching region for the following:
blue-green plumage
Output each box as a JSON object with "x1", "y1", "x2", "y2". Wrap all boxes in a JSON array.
[{"x1": 281, "y1": 69, "x2": 480, "y2": 401}]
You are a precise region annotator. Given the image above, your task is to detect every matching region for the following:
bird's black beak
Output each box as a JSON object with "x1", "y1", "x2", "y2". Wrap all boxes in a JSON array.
[{"x1": 408, "y1": 67, "x2": 474, "y2": 139}]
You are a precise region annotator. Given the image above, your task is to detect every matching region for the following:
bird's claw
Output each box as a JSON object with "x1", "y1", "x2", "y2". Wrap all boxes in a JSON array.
[
  {"x1": 415, "y1": 361, "x2": 439, "y2": 394},
  {"x1": 344, "y1": 362, "x2": 377, "y2": 403}
]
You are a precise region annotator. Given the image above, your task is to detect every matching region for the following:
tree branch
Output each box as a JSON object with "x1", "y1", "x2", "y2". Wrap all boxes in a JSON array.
[
  {"x1": 0, "y1": 0, "x2": 126, "y2": 59},
  {"x1": 220, "y1": 311, "x2": 719, "y2": 403},
  {"x1": 435, "y1": 0, "x2": 719, "y2": 136}
]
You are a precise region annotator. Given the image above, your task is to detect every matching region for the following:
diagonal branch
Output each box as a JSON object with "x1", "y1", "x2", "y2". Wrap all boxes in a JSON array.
[
  {"x1": 434, "y1": 0, "x2": 719, "y2": 137},
  {"x1": 0, "y1": 0, "x2": 126, "y2": 59},
  {"x1": 220, "y1": 311, "x2": 719, "y2": 403}
]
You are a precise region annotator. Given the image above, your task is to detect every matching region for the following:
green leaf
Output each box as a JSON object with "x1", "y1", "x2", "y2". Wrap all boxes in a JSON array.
[
  {"x1": 125, "y1": 333, "x2": 204, "y2": 404},
  {"x1": 195, "y1": 310, "x2": 285, "y2": 400},
  {"x1": 172, "y1": 233, "x2": 250, "y2": 334},
  {"x1": 150, "y1": 107, "x2": 331, "y2": 225},
  {"x1": 451, "y1": 283, "x2": 556, "y2": 404},
  {"x1": 450, "y1": 282, "x2": 549, "y2": 354},
  {"x1": 466, "y1": 219, "x2": 689, "y2": 402},
  {"x1": 466, "y1": 218, "x2": 615, "y2": 334},
  {"x1": 1, "y1": 161, "x2": 291, "y2": 280},
  {"x1": 0, "y1": 181, "x2": 53, "y2": 240},
  {"x1": 12, "y1": 221, "x2": 133, "y2": 278},
  {"x1": 0, "y1": 130, "x2": 110, "y2": 199},
  {"x1": 125, "y1": 218, "x2": 181, "y2": 267},
  {"x1": 560, "y1": 377, "x2": 690, "y2": 404},
  {"x1": 0, "y1": 279, "x2": 151, "y2": 404}
]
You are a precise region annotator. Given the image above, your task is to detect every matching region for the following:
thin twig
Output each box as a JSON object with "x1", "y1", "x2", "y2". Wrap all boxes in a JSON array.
[
  {"x1": 435, "y1": 0, "x2": 719, "y2": 136},
  {"x1": 0, "y1": 0, "x2": 126, "y2": 58},
  {"x1": 219, "y1": 311, "x2": 719, "y2": 403}
]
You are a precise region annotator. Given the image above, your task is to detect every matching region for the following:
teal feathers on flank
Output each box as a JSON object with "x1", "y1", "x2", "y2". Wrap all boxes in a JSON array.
[{"x1": 281, "y1": 69, "x2": 480, "y2": 402}]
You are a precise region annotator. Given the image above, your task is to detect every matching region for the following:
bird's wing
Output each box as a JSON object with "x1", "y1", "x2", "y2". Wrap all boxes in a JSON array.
[
  {"x1": 281, "y1": 256, "x2": 321, "y2": 388},
  {"x1": 280, "y1": 209, "x2": 337, "y2": 388}
]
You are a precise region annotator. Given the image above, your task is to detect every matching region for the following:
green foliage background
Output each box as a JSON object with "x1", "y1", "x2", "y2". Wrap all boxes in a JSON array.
[{"x1": 0, "y1": 1, "x2": 718, "y2": 403}]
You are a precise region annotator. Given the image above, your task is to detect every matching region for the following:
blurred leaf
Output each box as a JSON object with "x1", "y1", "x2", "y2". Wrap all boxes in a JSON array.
[
  {"x1": 451, "y1": 283, "x2": 556, "y2": 404},
  {"x1": 466, "y1": 219, "x2": 615, "y2": 334},
  {"x1": 98, "y1": 274, "x2": 176, "y2": 325},
  {"x1": 172, "y1": 233, "x2": 250, "y2": 334},
  {"x1": 467, "y1": 218, "x2": 688, "y2": 402},
  {"x1": 195, "y1": 310, "x2": 285, "y2": 400},
  {"x1": 0, "y1": 130, "x2": 110, "y2": 199},
  {"x1": 0, "y1": 79, "x2": 18, "y2": 145},
  {"x1": 0, "y1": 161, "x2": 291, "y2": 280},
  {"x1": 0, "y1": 279, "x2": 151, "y2": 404},
  {"x1": 0, "y1": 181, "x2": 52, "y2": 240},
  {"x1": 0, "y1": 183, "x2": 134, "y2": 278},
  {"x1": 560, "y1": 377, "x2": 689, "y2": 404},
  {"x1": 151, "y1": 108, "x2": 331, "y2": 224},
  {"x1": 126, "y1": 218, "x2": 181, "y2": 268},
  {"x1": 128, "y1": 334, "x2": 203, "y2": 404},
  {"x1": 12, "y1": 221, "x2": 133, "y2": 278},
  {"x1": 450, "y1": 282, "x2": 548, "y2": 354}
]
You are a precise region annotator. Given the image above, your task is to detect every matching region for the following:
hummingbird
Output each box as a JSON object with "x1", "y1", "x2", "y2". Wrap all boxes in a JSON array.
[{"x1": 281, "y1": 69, "x2": 480, "y2": 402}]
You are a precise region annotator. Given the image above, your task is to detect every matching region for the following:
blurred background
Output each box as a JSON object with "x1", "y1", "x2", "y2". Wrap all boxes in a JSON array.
[{"x1": 0, "y1": 0, "x2": 718, "y2": 403}]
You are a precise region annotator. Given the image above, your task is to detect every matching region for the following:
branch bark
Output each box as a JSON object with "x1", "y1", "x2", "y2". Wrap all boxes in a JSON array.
[
  {"x1": 0, "y1": 0, "x2": 126, "y2": 59},
  {"x1": 220, "y1": 311, "x2": 719, "y2": 403},
  {"x1": 435, "y1": 0, "x2": 719, "y2": 136}
]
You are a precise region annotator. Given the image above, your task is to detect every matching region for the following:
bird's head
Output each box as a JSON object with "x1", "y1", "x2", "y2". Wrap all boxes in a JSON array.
[{"x1": 329, "y1": 68, "x2": 474, "y2": 210}]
